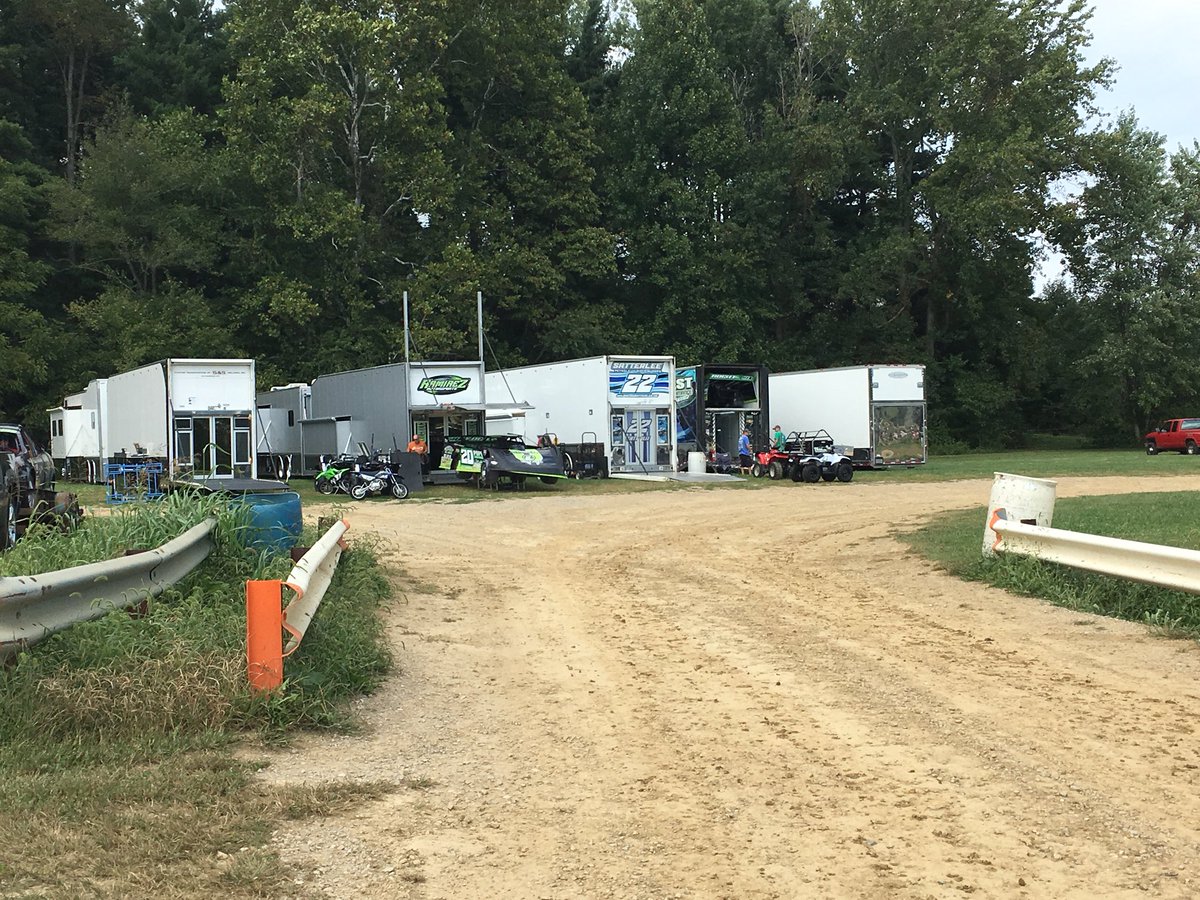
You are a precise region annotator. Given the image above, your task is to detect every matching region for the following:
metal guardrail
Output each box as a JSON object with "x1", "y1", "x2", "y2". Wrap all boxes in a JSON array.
[
  {"x1": 988, "y1": 508, "x2": 1200, "y2": 595},
  {"x1": 282, "y1": 518, "x2": 349, "y2": 655},
  {"x1": 0, "y1": 518, "x2": 217, "y2": 660},
  {"x1": 246, "y1": 518, "x2": 350, "y2": 691}
]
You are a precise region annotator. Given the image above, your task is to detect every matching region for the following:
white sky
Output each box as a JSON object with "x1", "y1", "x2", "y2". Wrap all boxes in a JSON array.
[{"x1": 1082, "y1": 0, "x2": 1200, "y2": 152}]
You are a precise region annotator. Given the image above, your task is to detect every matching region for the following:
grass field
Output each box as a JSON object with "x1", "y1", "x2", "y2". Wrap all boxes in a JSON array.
[{"x1": 900, "y1": 492, "x2": 1200, "y2": 639}]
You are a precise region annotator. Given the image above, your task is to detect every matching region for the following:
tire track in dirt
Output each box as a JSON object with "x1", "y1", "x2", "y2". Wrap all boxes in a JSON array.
[{"x1": 261, "y1": 475, "x2": 1200, "y2": 899}]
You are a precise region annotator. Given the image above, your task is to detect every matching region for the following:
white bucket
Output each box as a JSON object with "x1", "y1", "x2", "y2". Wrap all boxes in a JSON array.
[
  {"x1": 687, "y1": 451, "x2": 708, "y2": 475},
  {"x1": 982, "y1": 472, "x2": 1057, "y2": 557}
]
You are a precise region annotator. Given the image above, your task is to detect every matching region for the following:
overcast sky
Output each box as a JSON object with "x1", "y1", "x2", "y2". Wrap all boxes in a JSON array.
[{"x1": 1082, "y1": 0, "x2": 1199, "y2": 152}]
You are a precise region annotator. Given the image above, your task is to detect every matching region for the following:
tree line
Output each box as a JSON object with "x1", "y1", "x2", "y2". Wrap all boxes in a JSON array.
[{"x1": 1, "y1": 0, "x2": 1197, "y2": 447}]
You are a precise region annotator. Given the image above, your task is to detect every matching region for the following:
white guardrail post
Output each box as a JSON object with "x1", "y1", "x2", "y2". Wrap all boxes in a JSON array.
[
  {"x1": 983, "y1": 474, "x2": 1200, "y2": 595},
  {"x1": 281, "y1": 518, "x2": 350, "y2": 656},
  {"x1": 0, "y1": 518, "x2": 217, "y2": 660}
]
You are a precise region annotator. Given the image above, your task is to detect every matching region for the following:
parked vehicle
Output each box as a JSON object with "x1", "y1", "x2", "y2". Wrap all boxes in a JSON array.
[
  {"x1": 313, "y1": 455, "x2": 358, "y2": 496},
  {"x1": 769, "y1": 365, "x2": 926, "y2": 468},
  {"x1": 783, "y1": 430, "x2": 854, "y2": 483},
  {"x1": 350, "y1": 454, "x2": 409, "y2": 500},
  {"x1": 2, "y1": 424, "x2": 72, "y2": 550},
  {"x1": 751, "y1": 447, "x2": 789, "y2": 479},
  {"x1": 1144, "y1": 418, "x2": 1200, "y2": 455}
]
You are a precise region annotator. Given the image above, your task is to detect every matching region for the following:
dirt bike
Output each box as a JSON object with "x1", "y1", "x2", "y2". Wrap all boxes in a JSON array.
[{"x1": 314, "y1": 455, "x2": 357, "y2": 496}]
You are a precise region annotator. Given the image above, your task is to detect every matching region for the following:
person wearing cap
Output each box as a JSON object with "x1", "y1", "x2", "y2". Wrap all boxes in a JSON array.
[{"x1": 771, "y1": 424, "x2": 785, "y2": 451}]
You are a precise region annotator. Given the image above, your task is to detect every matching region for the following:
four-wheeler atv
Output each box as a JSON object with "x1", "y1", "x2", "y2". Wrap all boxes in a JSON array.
[
  {"x1": 751, "y1": 447, "x2": 790, "y2": 479},
  {"x1": 781, "y1": 429, "x2": 854, "y2": 484}
]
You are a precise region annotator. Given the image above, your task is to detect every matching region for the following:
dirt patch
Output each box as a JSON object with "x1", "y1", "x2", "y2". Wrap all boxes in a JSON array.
[{"x1": 260, "y1": 476, "x2": 1200, "y2": 898}]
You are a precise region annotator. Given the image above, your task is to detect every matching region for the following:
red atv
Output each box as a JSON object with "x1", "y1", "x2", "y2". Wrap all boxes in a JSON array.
[{"x1": 751, "y1": 447, "x2": 789, "y2": 479}]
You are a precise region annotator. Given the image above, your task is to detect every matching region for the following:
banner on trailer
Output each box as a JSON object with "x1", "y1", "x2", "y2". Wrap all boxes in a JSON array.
[
  {"x1": 608, "y1": 359, "x2": 672, "y2": 406},
  {"x1": 675, "y1": 367, "x2": 699, "y2": 446}
]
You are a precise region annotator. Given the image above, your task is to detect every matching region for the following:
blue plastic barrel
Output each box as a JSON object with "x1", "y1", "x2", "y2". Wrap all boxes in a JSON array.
[{"x1": 237, "y1": 492, "x2": 303, "y2": 553}]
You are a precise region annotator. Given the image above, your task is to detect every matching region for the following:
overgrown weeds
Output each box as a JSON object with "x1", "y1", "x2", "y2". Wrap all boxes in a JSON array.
[{"x1": 0, "y1": 493, "x2": 394, "y2": 897}]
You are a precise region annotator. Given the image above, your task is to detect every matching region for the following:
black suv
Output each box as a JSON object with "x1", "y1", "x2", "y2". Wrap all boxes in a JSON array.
[{"x1": 1, "y1": 424, "x2": 56, "y2": 549}]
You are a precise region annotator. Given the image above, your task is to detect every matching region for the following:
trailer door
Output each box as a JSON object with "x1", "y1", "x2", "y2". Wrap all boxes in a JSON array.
[{"x1": 871, "y1": 403, "x2": 926, "y2": 465}]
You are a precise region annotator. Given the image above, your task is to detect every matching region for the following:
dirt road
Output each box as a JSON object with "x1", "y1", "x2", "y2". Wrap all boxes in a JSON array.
[{"x1": 262, "y1": 476, "x2": 1200, "y2": 899}]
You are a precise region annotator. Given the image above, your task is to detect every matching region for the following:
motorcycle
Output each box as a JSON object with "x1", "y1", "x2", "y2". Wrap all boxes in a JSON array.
[
  {"x1": 314, "y1": 454, "x2": 357, "y2": 495},
  {"x1": 349, "y1": 453, "x2": 409, "y2": 501}
]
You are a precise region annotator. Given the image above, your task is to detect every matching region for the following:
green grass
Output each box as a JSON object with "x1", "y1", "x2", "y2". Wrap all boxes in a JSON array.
[
  {"x1": 0, "y1": 494, "x2": 394, "y2": 898},
  {"x1": 900, "y1": 492, "x2": 1200, "y2": 638},
  {"x1": 858, "y1": 447, "x2": 1200, "y2": 483}
]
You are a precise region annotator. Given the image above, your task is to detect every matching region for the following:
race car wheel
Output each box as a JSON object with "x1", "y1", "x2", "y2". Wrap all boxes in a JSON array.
[
  {"x1": 391, "y1": 481, "x2": 409, "y2": 500},
  {"x1": 314, "y1": 475, "x2": 336, "y2": 495},
  {"x1": 1146, "y1": 441, "x2": 1158, "y2": 455},
  {"x1": 540, "y1": 476, "x2": 557, "y2": 485},
  {"x1": 836, "y1": 461, "x2": 854, "y2": 482},
  {"x1": 1, "y1": 495, "x2": 18, "y2": 550},
  {"x1": 801, "y1": 463, "x2": 821, "y2": 483},
  {"x1": 349, "y1": 483, "x2": 368, "y2": 500},
  {"x1": 769, "y1": 461, "x2": 784, "y2": 480},
  {"x1": 751, "y1": 462, "x2": 764, "y2": 478}
]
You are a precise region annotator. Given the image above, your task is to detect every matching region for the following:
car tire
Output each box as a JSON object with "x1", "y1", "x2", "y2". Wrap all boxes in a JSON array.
[
  {"x1": 1146, "y1": 441, "x2": 1158, "y2": 455},
  {"x1": 1, "y1": 494, "x2": 18, "y2": 550},
  {"x1": 836, "y1": 461, "x2": 854, "y2": 482},
  {"x1": 1187, "y1": 440, "x2": 1198, "y2": 456},
  {"x1": 801, "y1": 463, "x2": 821, "y2": 483}
]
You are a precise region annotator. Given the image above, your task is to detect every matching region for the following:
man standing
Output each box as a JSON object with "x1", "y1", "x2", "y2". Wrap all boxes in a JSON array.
[{"x1": 738, "y1": 428, "x2": 752, "y2": 474}]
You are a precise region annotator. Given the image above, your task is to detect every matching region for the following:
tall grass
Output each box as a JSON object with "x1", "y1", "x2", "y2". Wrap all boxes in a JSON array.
[
  {"x1": 901, "y1": 492, "x2": 1200, "y2": 637},
  {"x1": 0, "y1": 493, "x2": 394, "y2": 897}
]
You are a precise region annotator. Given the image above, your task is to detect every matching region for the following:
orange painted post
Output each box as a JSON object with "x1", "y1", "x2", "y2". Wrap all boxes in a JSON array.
[{"x1": 246, "y1": 579, "x2": 283, "y2": 692}]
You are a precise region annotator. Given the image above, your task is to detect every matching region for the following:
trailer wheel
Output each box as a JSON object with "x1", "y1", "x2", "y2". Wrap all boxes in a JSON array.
[
  {"x1": 1, "y1": 494, "x2": 18, "y2": 550},
  {"x1": 769, "y1": 461, "x2": 784, "y2": 480},
  {"x1": 801, "y1": 463, "x2": 821, "y2": 483},
  {"x1": 836, "y1": 461, "x2": 854, "y2": 482}
]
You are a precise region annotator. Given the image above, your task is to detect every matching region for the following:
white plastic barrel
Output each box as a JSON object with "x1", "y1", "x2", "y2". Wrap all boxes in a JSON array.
[
  {"x1": 982, "y1": 472, "x2": 1057, "y2": 557},
  {"x1": 687, "y1": 451, "x2": 707, "y2": 475}
]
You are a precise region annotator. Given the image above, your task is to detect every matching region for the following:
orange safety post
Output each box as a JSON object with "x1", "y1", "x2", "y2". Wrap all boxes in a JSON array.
[{"x1": 246, "y1": 579, "x2": 283, "y2": 692}]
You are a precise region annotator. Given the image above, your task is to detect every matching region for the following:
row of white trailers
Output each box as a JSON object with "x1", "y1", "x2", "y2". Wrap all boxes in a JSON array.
[{"x1": 49, "y1": 358, "x2": 927, "y2": 483}]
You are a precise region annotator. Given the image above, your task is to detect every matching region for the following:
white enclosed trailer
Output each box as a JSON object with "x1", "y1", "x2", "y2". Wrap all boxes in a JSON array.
[
  {"x1": 768, "y1": 364, "x2": 926, "y2": 467},
  {"x1": 49, "y1": 379, "x2": 108, "y2": 482},
  {"x1": 485, "y1": 355, "x2": 676, "y2": 475},
  {"x1": 72, "y1": 359, "x2": 259, "y2": 479}
]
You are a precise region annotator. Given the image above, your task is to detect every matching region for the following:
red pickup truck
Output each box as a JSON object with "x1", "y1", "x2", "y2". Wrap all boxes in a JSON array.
[{"x1": 1144, "y1": 418, "x2": 1200, "y2": 455}]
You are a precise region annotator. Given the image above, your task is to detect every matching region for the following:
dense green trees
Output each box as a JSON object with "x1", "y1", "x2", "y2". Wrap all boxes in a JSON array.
[{"x1": 0, "y1": 0, "x2": 1195, "y2": 447}]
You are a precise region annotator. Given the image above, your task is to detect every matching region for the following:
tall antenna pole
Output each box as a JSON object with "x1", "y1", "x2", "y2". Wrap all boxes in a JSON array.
[
  {"x1": 403, "y1": 291, "x2": 411, "y2": 366},
  {"x1": 476, "y1": 291, "x2": 484, "y2": 364}
]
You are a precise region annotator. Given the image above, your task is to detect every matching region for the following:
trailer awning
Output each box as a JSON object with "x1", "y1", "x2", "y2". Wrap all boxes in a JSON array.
[{"x1": 411, "y1": 402, "x2": 533, "y2": 413}]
